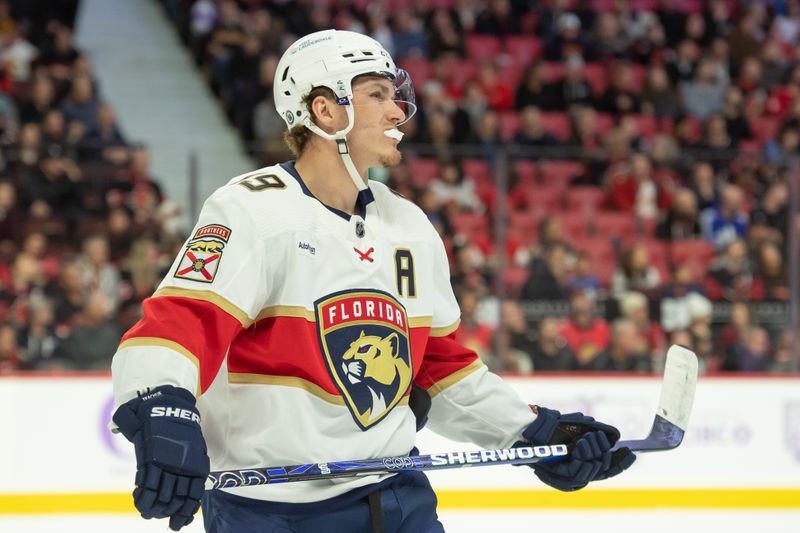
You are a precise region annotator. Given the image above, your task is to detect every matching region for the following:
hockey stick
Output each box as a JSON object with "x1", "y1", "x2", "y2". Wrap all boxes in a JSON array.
[{"x1": 206, "y1": 344, "x2": 697, "y2": 490}]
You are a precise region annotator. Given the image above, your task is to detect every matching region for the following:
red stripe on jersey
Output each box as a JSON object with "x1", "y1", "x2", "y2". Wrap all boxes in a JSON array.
[
  {"x1": 228, "y1": 317, "x2": 432, "y2": 396},
  {"x1": 122, "y1": 296, "x2": 244, "y2": 392},
  {"x1": 415, "y1": 332, "x2": 479, "y2": 389}
]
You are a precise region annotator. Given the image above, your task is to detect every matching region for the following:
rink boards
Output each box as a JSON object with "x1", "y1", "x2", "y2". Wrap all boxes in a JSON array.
[{"x1": 1, "y1": 374, "x2": 799, "y2": 512}]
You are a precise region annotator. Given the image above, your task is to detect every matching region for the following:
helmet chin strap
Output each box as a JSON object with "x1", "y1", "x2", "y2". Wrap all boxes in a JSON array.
[{"x1": 306, "y1": 105, "x2": 368, "y2": 192}]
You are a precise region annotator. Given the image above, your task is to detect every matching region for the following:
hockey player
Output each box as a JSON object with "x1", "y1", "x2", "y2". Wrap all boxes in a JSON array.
[{"x1": 110, "y1": 30, "x2": 635, "y2": 532}]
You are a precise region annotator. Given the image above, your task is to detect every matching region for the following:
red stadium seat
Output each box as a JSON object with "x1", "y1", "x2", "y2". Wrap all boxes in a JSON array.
[
  {"x1": 450, "y1": 211, "x2": 488, "y2": 238},
  {"x1": 565, "y1": 187, "x2": 606, "y2": 213},
  {"x1": 515, "y1": 184, "x2": 564, "y2": 211},
  {"x1": 504, "y1": 36, "x2": 543, "y2": 67},
  {"x1": 553, "y1": 212, "x2": 590, "y2": 241},
  {"x1": 540, "y1": 112, "x2": 571, "y2": 140},
  {"x1": 596, "y1": 113, "x2": 616, "y2": 136},
  {"x1": 446, "y1": 59, "x2": 477, "y2": 87},
  {"x1": 407, "y1": 158, "x2": 439, "y2": 188},
  {"x1": 399, "y1": 57, "x2": 431, "y2": 89},
  {"x1": 462, "y1": 158, "x2": 492, "y2": 185},
  {"x1": 499, "y1": 111, "x2": 521, "y2": 141},
  {"x1": 669, "y1": 239, "x2": 716, "y2": 268},
  {"x1": 512, "y1": 160, "x2": 538, "y2": 185},
  {"x1": 539, "y1": 160, "x2": 586, "y2": 187},
  {"x1": 584, "y1": 63, "x2": 609, "y2": 95},
  {"x1": 503, "y1": 265, "x2": 531, "y2": 297},
  {"x1": 749, "y1": 116, "x2": 781, "y2": 142},
  {"x1": 592, "y1": 212, "x2": 637, "y2": 241},
  {"x1": 630, "y1": 113, "x2": 658, "y2": 138},
  {"x1": 466, "y1": 35, "x2": 502, "y2": 62}
]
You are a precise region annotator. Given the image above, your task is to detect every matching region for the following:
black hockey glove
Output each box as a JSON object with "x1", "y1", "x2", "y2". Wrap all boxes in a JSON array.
[
  {"x1": 517, "y1": 405, "x2": 635, "y2": 492},
  {"x1": 113, "y1": 385, "x2": 210, "y2": 531}
]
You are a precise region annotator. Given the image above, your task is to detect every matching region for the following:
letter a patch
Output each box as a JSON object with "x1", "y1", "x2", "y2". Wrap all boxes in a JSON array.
[{"x1": 174, "y1": 224, "x2": 231, "y2": 283}]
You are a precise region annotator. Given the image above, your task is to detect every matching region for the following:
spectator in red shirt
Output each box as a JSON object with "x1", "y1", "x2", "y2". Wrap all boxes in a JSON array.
[{"x1": 560, "y1": 289, "x2": 611, "y2": 369}]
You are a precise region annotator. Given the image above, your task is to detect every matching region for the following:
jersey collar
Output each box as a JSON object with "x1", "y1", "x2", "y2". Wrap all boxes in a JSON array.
[{"x1": 280, "y1": 160, "x2": 375, "y2": 221}]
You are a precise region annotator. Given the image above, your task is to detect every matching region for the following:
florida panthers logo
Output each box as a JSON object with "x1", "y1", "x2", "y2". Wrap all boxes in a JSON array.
[{"x1": 316, "y1": 290, "x2": 412, "y2": 430}]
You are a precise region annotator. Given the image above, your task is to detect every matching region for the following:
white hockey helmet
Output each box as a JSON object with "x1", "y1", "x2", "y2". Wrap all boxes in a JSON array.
[{"x1": 274, "y1": 29, "x2": 416, "y2": 138}]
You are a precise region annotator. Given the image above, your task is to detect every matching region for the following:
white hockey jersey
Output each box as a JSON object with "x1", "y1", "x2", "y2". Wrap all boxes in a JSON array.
[{"x1": 111, "y1": 161, "x2": 535, "y2": 504}]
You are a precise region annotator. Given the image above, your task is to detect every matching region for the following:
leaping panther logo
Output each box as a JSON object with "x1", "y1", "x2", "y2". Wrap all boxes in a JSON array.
[
  {"x1": 316, "y1": 290, "x2": 413, "y2": 430},
  {"x1": 342, "y1": 331, "x2": 411, "y2": 421}
]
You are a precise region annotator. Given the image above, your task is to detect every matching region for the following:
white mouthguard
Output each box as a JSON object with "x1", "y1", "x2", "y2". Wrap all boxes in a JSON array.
[{"x1": 384, "y1": 129, "x2": 404, "y2": 141}]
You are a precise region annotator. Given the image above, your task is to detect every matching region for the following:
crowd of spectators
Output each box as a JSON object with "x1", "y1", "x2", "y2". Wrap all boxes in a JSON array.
[
  {"x1": 0, "y1": 1, "x2": 182, "y2": 373},
  {"x1": 160, "y1": 0, "x2": 799, "y2": 375}
]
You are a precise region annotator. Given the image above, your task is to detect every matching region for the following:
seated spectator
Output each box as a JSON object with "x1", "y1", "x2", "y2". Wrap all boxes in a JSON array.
[
  {"x1": 595, "y1": 61, "x2": 641, "y2": 114},
  {"x1": 513, "y1": 106, "x2": 559, "y2": 147},
  {"x1": 749, "y1": 181, "x2": 789, "y2": 246},
  {"x1": 475, "y1": 61, "x2": 514, "y2": 111},
  {"x1": 718, "y1": 301, "x2": 754, "y2": 353},
  {"x1": 605, "y1": 152, "x2": 660, "y2": 219},
  {"x1": 425, "y1": 8, "x2": 464, "y2": 59},
  {"x1": 689, "y1": 161, "x2": 719, "y2": 211},
  {"x1": 641, "y1": 64, "x2": 680, "y2": 119},
  {"x1": 79, "y1": 103, "x2": 128, "y2": 165},
  {"x1": 706, "y1": 238, "x2": 753, "y2": 301},
  {"x1": 0, "y1": 180, "x2": 24, "y2": 244},
  {"x1": 429, "y1": 160, "x2": 484, "y2": 214},
  {"x1": 591, "y1": 318, "x2": 651, "y2": 372},
  {"x1": 567, "y1": 251, "x2": 600, "y2": 299},
  {"x1": 559, "y1": 289, "x2": 611, "y2": 368},
  {"x1": 698, "y1": 114, "x2": 737, "y2": 167},
  {"x1": 474, "y1": 0, "x2": 520, "y2": 36},
  {"x1": 618, "y1": 290, "x2": 665, "y2": 363},
  {"x1": 701, "y1": 183, "x2": 749, "y2": 250},
  {"x1": 17, "y1": 74, "x2": 55, "y2": 125},
  {"x1": 15, "y1": 296, "x2": 63, "y2": 370},
  {"x1": 764, "y1": 122, "x2": 800, "y2": 165},
  {"x1": 655, "y1": 187, "x2": 702, "y2": 240},
  {"x1": 390, "y1": 8, "x2": 427, "y2": 62},
  {"x1": 545, "y1": 13, "x2": 588, "y2": 61},
  {"x1": 753, "y1": 240, "x2": 788, "y2": 300},
  {"x1": 520, "y1": 241, "x2": 571, "y2": 301},
  {"x1": 0, "y1": 322, "x2": 18, "y2": 373},
  {"x1": 501, "y1": 300, "x2": 536, "y2": 354},
  {"x1": 75, "y1": 233, "x2": 120, "y2": 313},
  {"x1": 679, "y1": 58, "x2": 727, "y2": 120},
  {"x1": 721, "y1": 87, "x2": 752, "y2": 143},
  {"x1": 487, "y1": 329, "x2": 532, "y2": 373},
  {"x1": 722, "y1": 325, "x2": 773, "y2": 372},
  {"x1": 515, "y1": 62, "x2": 559, "y2": 111},
  {"x1": 46, "y1": 260, "x2": 86, "y2": 326},
  {"x1": 454, "y1": 287, "x2": 494, "y2": 360},
  {"x1": 610, "y1": 242, "x2": 662, "y2": 299},
  {"x1": 660, "y1": 264, "x2": 706, "y2": 332},
  {"x1": 60, "y1": 290, "x2": 122, "y2": 370},
  {"x1": 528, "y1": 317, "x2": 579, "y2": 371},
  {"x1": 566, "y1": 104, "x2": 602, "y2": 150},
  {"x1": 549, "y1": 55, "x2": 593, "y2": 111},
  {"x1": 60, "y1": 74, "x2": 100, "y2": 132}
]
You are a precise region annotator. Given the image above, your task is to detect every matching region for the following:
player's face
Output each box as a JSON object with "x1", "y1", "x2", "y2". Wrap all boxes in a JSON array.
[{"x1": 349, "y1": 77, "x2": 406, "y2": 167}]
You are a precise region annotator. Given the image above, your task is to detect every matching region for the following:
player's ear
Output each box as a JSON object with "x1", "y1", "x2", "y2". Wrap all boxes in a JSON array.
[{"x1": 309, "y1": 94, "x2": 341, "y2": 133}]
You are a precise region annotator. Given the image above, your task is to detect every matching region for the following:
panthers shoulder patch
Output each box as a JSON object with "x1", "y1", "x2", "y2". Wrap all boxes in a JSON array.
[{"x1": 174, "y1": 224, "x2": 231, "y2": 283}]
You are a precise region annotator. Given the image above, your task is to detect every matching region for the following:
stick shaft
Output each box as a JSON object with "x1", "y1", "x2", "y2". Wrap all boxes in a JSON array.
[{"x1": 207, "y1": 445, "x2": 568, "y2": 489}]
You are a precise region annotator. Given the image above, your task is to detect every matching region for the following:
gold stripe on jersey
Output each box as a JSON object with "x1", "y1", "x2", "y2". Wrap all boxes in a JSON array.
[
  {"x1": 255, "y1": 305, "x2": 316, "y2": 322},
  {"x1": 429, "y1": 319, "x2": 460, "y2": 337},
  {"x1": 228, "y1": 372, "x2": 411, "y2": 407},
  {"x1": 117, "y1": 337, "x2": 201, "y2": 395},
  {"x1": 153, "y1": 286, "x2": 253, "y2": 327},
  {"x1": 253, "y1": 306, "x2": 434, "y2": 329},
  {"x1": 426, "y1": 358, "x2": 484, "y2": 398}
]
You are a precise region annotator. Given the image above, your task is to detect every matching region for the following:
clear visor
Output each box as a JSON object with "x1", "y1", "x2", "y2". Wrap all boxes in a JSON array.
[{"x1": 392, "y1": 68, "x2": 416, "y2": 125}]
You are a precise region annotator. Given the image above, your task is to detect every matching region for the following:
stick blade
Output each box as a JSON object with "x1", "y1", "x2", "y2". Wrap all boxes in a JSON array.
[{"x1": 657, "y1": 344, "x2": 698, "y2": 432}]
